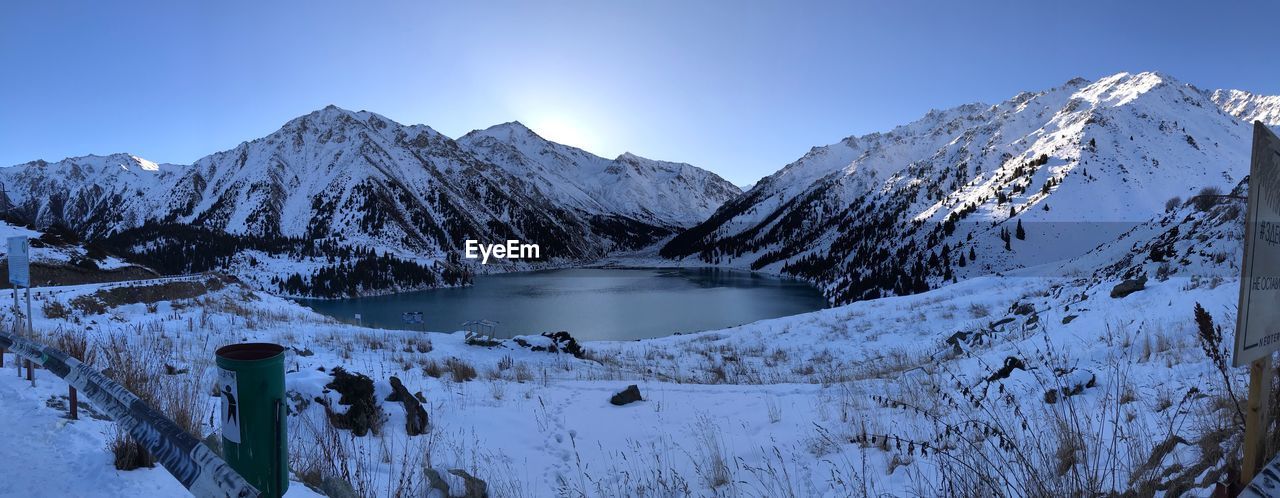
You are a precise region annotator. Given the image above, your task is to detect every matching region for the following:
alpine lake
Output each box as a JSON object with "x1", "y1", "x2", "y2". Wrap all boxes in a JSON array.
[{"x1": 297, "y1": 267, "x2": 827, "y2": 341}]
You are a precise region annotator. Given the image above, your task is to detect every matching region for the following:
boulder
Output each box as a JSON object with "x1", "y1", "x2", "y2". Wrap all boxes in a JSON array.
[
  {"x1": 944, "y1": 330, "x2": 988, "y2": 354},
  {"x1": 322, "y1": 367, "x2": 380, "y2": 436},
  {"x1": 426, "y1": 468, "x2": 488, "y2": 498},
  {"x1": 985, "y1": 356, "x2": 1026, "y2": 382},
  {"x1": 387, "y1": 376, "x2": 430, "y2": 436},
  {"x1": 1110, "y1": 275, "x2": 1148, "y2": 299},
  {"x1": 988, "y1": 317, "x2": 1015, "y2": 330},
  {"x1": 320, "y1": 476, "x2": 359, "y2": 498},
  {"x1": 610, "y1": 385, "x2": 643, "y2": 406},
  {"x1": 1044, "y1": 368, "x2": 1097, "y2": 404},
  {"x1": 542, "y1": 331, "x2": 585, "y2": 358}
]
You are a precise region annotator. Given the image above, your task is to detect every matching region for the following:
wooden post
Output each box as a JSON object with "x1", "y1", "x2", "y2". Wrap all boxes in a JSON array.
[
  {"x1": 68, "y1": 386, "x2": 78, "y2": 420},
  {"x1": 1243, "y1": 354, "x2": 1273, "y2": 486}
]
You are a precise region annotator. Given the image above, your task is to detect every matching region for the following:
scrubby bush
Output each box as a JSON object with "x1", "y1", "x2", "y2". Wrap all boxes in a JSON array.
[
  {"x1": 42, "y1": 299, "x2": 71, "y2": 319},
  {"x1": 1191, "y1": 186, "x2": 1222, "y2": 212},
  {"x1": 446, "y1": 358, "x2": 478, "y2": 382},
  {"x1": 53, "y1": 327, "x2": 92, "y2": 364}
]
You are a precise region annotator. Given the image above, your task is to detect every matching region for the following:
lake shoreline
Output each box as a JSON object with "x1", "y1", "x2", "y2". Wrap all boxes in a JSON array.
[{"x1": 295, "y1": 267, "x2": 827, "y2": 341}]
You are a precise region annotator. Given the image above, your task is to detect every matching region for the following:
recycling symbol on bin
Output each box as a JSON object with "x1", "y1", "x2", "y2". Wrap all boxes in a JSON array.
[{"x1": 218, "y1": 368, "x2": 241, "y2": 443}]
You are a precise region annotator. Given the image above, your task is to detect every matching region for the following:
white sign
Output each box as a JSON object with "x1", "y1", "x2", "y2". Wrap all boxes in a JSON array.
[
  {"x1": 218, "y1": 368, "x2": 241, "y2": 443},
  {"x1": 1236, "y1": 122, "x2": 1280, "y2": 366},
  {"x1": 7, "y1": 236, "x2": 28, "y2": 287}
]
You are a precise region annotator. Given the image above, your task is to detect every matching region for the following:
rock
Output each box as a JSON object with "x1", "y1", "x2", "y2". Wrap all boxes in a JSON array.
[
  {"x1": 988, "y1": 317, "x2": 1015, "y2": 330},
  {"x1": 426, "y1": 468, "x2": 489, "y2": 498},
  {"x1": 323, "y1": 367, "x2": 380, "y2": 436},
  {"x1": 1061, "y1": 314, "x2": 1078, "y2": 324},
  {"x1": 610, "y1": 385, "x2": 643, "y2": 406},
  {"x1": 1044, "y1": 368, "x2": 1096, "y2": 404},
  {"x1": 1110, "y1": 275, "x2": 1148, "y2": 299},
  {"x1": 945, "y1": 330, "x2": 988, "y2": 354},
  {"x1": 985, "y1": 356, "x2": 1026, "y2": 382},
  {"x1": 945, "y1": 331, "x2": 970, "y2": 355},
  {"x1": 287, "y1": 390, "x2": 311, "y2": 413},
  {"x1": 387, "y1": 376, "x2": 430, "y2": 436},
  {"x1": 320, "y1": 476, "x2": 359, "y2": 498},
  {"x1": 1011, "y1": 303, "x2": 1035, "y2": 315},
  {"x1": 542, "y1": 331, "x2": 585, "y2": 358}
]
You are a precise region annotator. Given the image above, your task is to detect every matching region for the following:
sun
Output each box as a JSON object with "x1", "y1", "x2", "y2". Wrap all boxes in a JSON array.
[{"x1": 526, "y1": 115, "x2": 594, "y2": 151}]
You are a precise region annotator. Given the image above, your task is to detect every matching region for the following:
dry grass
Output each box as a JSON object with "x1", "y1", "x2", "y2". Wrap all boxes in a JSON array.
[{"x1": 446, "y1": 358, "x2": 478, "y2": 383}]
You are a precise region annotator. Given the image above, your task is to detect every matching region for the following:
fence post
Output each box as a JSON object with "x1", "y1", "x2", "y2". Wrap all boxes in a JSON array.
[{"x1": 68, "y1": 385, "x2": 77, "y2": 420}]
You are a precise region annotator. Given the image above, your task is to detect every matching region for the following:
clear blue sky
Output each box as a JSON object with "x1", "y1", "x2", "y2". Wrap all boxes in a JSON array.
[{"x1": 2, "y1": 1, "x2": 1278, "y2": 185}]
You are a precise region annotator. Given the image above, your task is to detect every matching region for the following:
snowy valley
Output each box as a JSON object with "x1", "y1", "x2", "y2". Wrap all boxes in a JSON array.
[{"x1": 0, "y1": 70, "x2": 1277, "y2": 498}]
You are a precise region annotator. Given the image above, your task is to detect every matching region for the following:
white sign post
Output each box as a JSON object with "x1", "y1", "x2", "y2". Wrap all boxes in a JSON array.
[
  {"x1": 7, "y1": 236, "x2": 28, "y2": 288},
  {"x1": 1236, "y1": 122, "x2": 1280, "y2": 486},
  {"x1": 6, "y1": 236, "x2": 32, "y2": 383}
]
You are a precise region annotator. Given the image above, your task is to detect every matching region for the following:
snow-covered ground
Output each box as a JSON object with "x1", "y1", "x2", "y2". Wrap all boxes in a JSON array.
[{"x1": 0, "y1": 239, "x2": 1246, "y2": 497}]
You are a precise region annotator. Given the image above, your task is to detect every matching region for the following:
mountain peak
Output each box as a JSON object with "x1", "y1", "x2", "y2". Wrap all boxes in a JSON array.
[
  {"x1": 475, "y1": 121, "x2": 542, "y2": 141},
  {"x1": 1072, "y1": 70, "x2": 1188, "y2": 108},
  {"x1": 496, "y1": 120, "x2": 533, "y2": 132}
]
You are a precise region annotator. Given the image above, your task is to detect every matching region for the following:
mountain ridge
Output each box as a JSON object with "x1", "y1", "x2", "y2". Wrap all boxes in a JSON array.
[
  {"x1": 0, "y1": 106, "x2": 740, "y2": 297},
  {"x1": 662, "y1": 71, "x2": 1278, "y2": 304}
]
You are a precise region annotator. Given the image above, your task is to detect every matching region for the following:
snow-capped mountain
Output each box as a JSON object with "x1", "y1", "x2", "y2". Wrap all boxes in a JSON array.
[
  {"x1": 1, "y1": 106, "x2": 739, "y2": 297},
  {"x1": 1211, "y1": 88, "x2": 1280, "y2": 126},
  {"x1": 458, "y1": 122, "x2": 740, "y2": 227},
  {"x1": 662, "y1": 71, "x2": 1280, "y2": 304}
]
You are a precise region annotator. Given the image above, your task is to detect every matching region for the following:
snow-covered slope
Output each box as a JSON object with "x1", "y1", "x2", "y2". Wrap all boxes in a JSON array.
[
  {"x1": 459, "y1": 122, "x2": 740, "y2": 227},
  {"x1": 662, "y1": 71, "x2": 1274, "y2": 305},
  {"x1": 1, "y1": 107, "x2": 738, "y2": 297},
  {"x1": 1211, "y1": 88, "x2": 1280, "y2": 127},
  {"x1": 0, "y1": 154, "x2": 170, "y2": 236},
  {"x1": 2, "y1": 183, "x2": 1252, "y2": 496}
]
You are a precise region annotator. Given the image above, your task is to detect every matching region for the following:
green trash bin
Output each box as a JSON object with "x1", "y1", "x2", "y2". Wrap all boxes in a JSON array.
[{"x1": 215, "y1": 343, "x2": 288, "y2": 498}]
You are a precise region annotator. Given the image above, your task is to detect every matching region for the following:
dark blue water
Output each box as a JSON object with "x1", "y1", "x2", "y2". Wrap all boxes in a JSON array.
[{"x1": 296, "y1": 268, "x2": 826, "y2": 341}]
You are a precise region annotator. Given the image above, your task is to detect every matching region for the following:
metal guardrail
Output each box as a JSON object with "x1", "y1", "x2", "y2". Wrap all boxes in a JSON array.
[
  {"x1": 1245, "y1": 453, "x2": 1280, "y2": 497},
  {"x1": 0, "y1": 330, "x2": 259, "y2": 498}
]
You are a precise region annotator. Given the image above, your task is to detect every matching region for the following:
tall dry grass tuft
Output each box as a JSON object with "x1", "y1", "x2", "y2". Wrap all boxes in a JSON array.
[{"x1": 100, "y1": 328, "x2": 209, "y2": 469}]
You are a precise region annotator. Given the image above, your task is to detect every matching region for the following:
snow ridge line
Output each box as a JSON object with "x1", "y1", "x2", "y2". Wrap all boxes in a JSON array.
[{"x1": 0, "y1": 329, "x2": 258, "y2": 498}]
